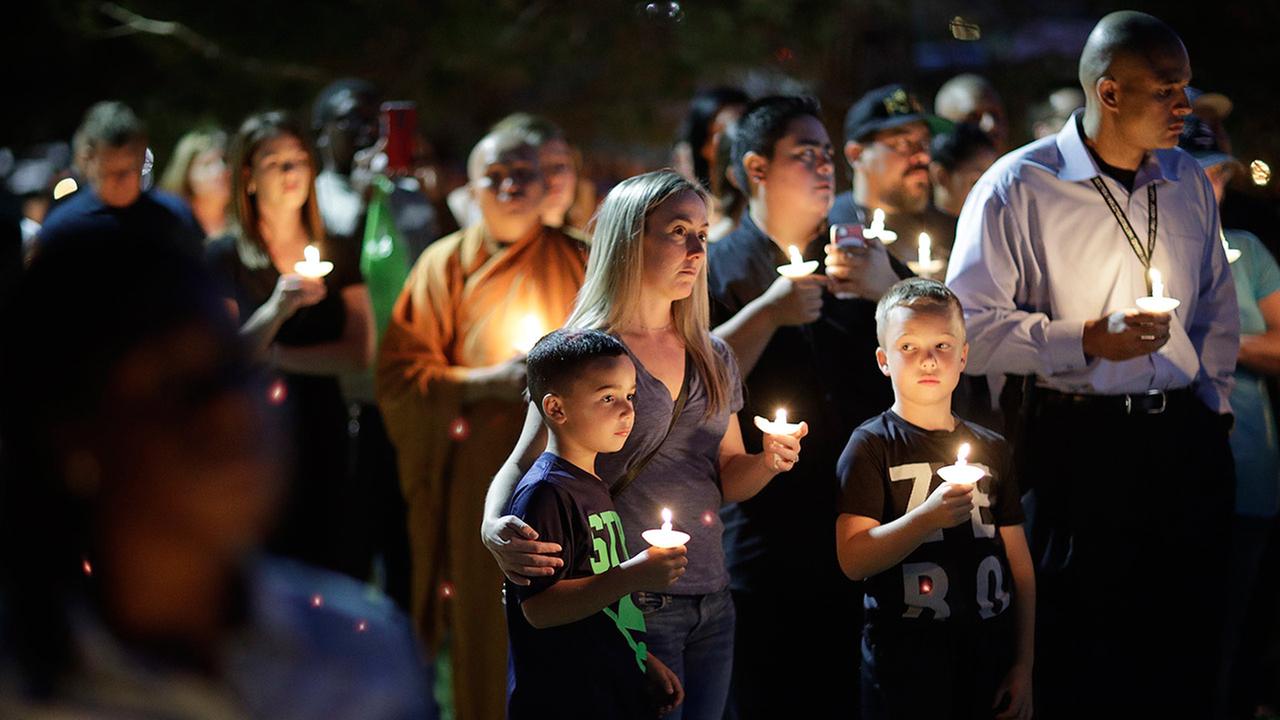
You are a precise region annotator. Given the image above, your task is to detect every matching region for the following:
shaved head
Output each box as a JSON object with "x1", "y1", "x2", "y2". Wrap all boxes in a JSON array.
[
  {"x1": 467, "y1": 129, "x2": 537, "y2": 182},
  {"x1": 1079, "y1": 12, "x2": 1187, "y2": 97},
  {"x1": 934, "y1": 74, "x2": 1000, "y2": 121},
  {"x1": 934, "y1": 74, "x2": 1008, "y2": 151}
]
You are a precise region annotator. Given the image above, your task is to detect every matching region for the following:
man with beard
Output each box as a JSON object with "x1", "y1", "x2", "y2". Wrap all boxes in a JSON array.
[{"x1": 830, "y1": 85, "x2": 957, "y2": 266}]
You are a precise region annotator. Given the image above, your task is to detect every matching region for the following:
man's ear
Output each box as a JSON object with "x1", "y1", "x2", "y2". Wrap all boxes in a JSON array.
[
  {"x1": 960, "y1": 342, "x2": 969, "y2": 372},
  {"x1": 742, "y1": 151, "x2": 769, "y2": 192},
  {"x1": 541, "y1": 393, "x2": 566, "y2": 424},
  {"x1": 844, "y1": 140, "x2": 864, "y2": 169},
  {"x1": 1096, "y1": 76, "x2": 1120, "y2": 113},
  {"x1": 876, "y1": 347, "x2": 890, "y2": 377}
]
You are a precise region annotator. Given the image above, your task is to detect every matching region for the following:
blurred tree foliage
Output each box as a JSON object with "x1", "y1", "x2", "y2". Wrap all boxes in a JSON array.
[{"x1": 5, "y1": 0, "x2": 1278, "y2": 194}]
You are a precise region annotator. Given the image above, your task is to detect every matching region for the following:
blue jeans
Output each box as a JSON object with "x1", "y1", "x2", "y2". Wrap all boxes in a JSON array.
[{"x1": 633, "y1": 589, "x2": 735, "y2": 720}]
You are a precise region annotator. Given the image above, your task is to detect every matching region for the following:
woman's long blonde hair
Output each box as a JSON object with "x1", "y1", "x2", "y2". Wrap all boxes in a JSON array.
[{"x1": 566, "y1": 169, "x2": 734, "y2": 417}]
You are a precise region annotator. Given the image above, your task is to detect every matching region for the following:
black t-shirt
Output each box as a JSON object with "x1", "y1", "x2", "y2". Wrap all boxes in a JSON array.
[
  {"x1": 837, "y1": 411, "x2": 1024, "y2": 628},
  {"x1": 709, "y1": 213, "x2": 910, "y2": 592},
  {"x1": 37, "y1": 188, "x2": 204, "y2": 258},
  {"x1": 505, "y1": 453, "x2": 651, "y2": 720}
]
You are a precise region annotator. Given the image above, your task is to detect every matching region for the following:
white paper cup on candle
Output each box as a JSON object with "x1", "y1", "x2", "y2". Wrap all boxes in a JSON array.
[
  {"x1": 937, "y1": 442, "x2": 985, "y2": 488},
  {"x1": 754, "y1": 408, "x2": 803, "y2": 435},
  {"x1": 294, "y1": 244, "x2": 334, "y2": 279},
  {"x1": 1135, "y1": 268, "x2": 1180, "y2": 313},
  {"x1": 642, "y1": 508, "x2": 691, "y2": 549},
  {"x1": 776, "y1": 245, "x2": 819, "y2": 278}
]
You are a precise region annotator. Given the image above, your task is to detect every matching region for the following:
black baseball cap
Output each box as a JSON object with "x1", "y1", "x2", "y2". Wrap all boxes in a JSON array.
[{"x1": 843, "y1": 84, "x2": 951, "y2": 144}]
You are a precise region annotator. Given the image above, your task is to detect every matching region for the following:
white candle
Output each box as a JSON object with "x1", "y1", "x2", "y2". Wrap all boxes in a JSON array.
[
  {"x1": 642, "y1": 507, "x2": 691, "y2": 548},
  {"x1": 937, "y1": 442, "x2": 985, "y2": 486},
  {"x1": 1149, "y1": 268, "x2": 1165, "y2": 299},
  {"x1": 918, "y1": 233, "x2": 932, "y2": 266},
  {"x1": 293, "y1": 244, "x2": 334, "y2": 279},
  {"x1": 776, "y1": 245, "x2": 819, "y2": 278},
  {"x1": 754, "y1": 407, "x2": 803, "y2": 435},
  {"x1": 864, "y1": 208, "x2": 898, "y2": 244}
]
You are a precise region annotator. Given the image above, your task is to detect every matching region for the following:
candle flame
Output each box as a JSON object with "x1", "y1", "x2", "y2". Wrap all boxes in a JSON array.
[
  {"x1": 873, "y1": 208, "x2": 886, "y2": 224},
  {"x1": 661, "y1": 508, "x2": 672, "y2": 524},
  {"x1": 1149, "y1": 268, "x2": 1164, "y2": 299},
  {"x1": 956, "y1": 442, "x2": 971, "y2": 466},
  {"x1": 304, "y1": 245, "x2": 319, "y2": 264},
  {"x1": 513, "y1": 314, "x2": 544, "y2": 354},
  {"x1": 774, "y1": 408, "x2": 788, "y2": 425},
  {"x1": 787, "y1": 245, "x2": 804, "y2": 265},
  {"x1": 918, "y1": 233, "x2": 931, "y2": 250}
]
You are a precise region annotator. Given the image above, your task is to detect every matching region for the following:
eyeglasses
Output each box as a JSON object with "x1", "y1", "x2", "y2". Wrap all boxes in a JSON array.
[{"x1": 875, "y1": 135, "x2": 929, "y2": 157}]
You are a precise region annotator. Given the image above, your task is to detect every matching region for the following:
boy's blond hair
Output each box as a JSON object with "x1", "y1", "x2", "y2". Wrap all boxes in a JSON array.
[{"x1": 874, "y1": 278, "x2": 966, "y2": 346}]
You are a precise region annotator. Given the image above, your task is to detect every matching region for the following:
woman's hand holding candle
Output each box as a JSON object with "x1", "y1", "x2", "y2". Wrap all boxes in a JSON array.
[
  {"x1": 753, "y1": 409, "x2": 809, "y2": 473},
  {"x1": 270, "y1": 273, "x2": 327, "y2": 318}
]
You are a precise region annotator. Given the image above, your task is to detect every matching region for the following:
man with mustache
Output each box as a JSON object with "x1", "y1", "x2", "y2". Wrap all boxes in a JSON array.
[
  {"x1": 946, "y1": 11, "x2": 1238, "y2": 717},
  {"x1": 830, "y1": 84, "x2": 956, "y2": 269}
]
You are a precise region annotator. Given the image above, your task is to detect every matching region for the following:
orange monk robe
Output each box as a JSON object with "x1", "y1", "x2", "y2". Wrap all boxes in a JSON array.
[{"x1": 376, "y1": 223, "x2": 586, "y2": 720}]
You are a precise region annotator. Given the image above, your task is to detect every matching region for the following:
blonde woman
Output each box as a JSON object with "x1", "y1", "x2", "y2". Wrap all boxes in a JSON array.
[
  {"x1": 159, "y1": 128, "x2": 231, "y2": 237},
  {"x1": 482, "y1": 170, "x2": 807, "y2": 719}
]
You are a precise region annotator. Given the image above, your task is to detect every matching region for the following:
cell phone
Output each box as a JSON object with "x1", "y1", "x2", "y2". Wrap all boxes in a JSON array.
[
  {"x1": 830, "y1": 223, "x2": 866, "y2": 249},
  {"x1": 380, "y1": 101, "x2": 418, "y2": 175}
]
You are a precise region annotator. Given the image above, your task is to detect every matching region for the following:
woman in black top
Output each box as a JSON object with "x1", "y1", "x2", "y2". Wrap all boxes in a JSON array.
[{"x1": 206, "y1": 111, "x2": 374, "y2": 575}]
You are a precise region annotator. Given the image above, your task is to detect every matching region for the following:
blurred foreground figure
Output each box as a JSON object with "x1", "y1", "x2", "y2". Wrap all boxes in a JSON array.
[{"x1": 0, "y1": 235, "x2": 429, "y2": 719}]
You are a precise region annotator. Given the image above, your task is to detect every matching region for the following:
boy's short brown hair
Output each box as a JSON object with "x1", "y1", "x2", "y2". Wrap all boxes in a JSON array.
[{"x1": 874, "y1": 278, "x2": 966, "y2": 346}]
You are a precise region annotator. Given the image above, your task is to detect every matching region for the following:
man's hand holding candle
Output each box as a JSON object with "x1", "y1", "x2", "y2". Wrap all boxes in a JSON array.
[
  {"x1": 759, "y1": 274, "x2": 825, "y2": 327},
  {"x1": 824, "y1": 234, "x2": 899, "y2": 300},
  {"x1": 1082, "y1": 309, "x2": 1172, "y2": 361}
]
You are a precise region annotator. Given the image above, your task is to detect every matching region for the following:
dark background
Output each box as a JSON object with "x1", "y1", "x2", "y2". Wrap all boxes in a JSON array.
[{"x1": 6, "y1": 0, "x2": 1275, "y2": 193}]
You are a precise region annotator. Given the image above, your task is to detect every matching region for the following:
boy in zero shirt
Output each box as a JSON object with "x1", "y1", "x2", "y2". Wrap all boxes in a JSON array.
[
  {"x1": 835, "y1": 278, "x2": 1035, "y2": 720},
  {"x1": 504, "y1": 329, "x2": 686, "y2": 719}
]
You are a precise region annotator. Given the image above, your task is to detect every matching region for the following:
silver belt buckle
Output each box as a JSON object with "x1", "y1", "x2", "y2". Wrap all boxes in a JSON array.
[{"x1": 1125, "y1": 389, "x2": 1167, "y2": 415}]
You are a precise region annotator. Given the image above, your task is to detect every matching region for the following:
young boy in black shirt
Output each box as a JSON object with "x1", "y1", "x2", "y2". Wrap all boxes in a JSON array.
[
  {"x1": 836, "y1": 278, "x2": 1035, "y2": 720},
  {"x1": 505, "y1": 329, "x2": 686, "y2": 719}
]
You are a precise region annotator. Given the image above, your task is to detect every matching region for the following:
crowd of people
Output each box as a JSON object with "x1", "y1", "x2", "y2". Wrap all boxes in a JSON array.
[{"x1": 1, "y1": 8, "x2": 1278, "y2": 720}]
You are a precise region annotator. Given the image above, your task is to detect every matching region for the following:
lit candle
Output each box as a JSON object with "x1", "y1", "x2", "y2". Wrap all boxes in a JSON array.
[
  {"x1": 512, "y1": 313, "x2": 544, "y2": 354},
  {"x1": 937, "y1": 442, "x2": 986, "y2": 486},
  {"x1": 754, "y1": 407, "x2": 803, "y2": 435},
  {"x1": 1135, "y1": 266, "x2": 1181, "y2": 313},
  {"x1": 642, "y1": 507, "x2": 691, "y2": 549},
  {"x1": 776, "y1": 245, "x2": 819, "y2": 278},
  {"x1": 918, "y1": 233, "x2": 932, "y2": 267},
  {"x1": 864, "y1": 208, "x2": 898, "y2": 244},
  {"x1": 293, "y1": 244, "x2": 334, "y2": 279}
]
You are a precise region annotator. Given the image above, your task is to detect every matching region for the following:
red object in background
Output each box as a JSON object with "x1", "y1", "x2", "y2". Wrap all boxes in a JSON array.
[{"x1": 380, "y1": 102, "x2": 417, "y2": 175}]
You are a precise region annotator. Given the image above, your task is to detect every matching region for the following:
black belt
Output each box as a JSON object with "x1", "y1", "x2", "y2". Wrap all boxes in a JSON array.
[{"x1": 1034, "y1": 387, "x2": 1195, "y2": 416}]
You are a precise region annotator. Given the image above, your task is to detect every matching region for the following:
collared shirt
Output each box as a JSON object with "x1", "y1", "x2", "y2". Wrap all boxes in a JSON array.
[{"x1": 945, "y1": 111, "x2": 1239, "y2": 413}]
